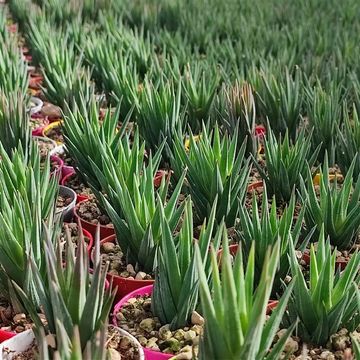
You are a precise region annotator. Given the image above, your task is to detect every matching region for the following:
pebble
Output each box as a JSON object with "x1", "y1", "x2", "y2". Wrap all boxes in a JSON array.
[
  {"x1": 102, "y1": 242, "x2": 116, "y2": 253},
  {"x1": 191, "y1": 311, "x2": 204, "y2": 326},
  {"x1": 126, "y1": 264, "x2": 136, "y2": 277},
  {"x1": 108, "y1": 348, "x2": 121, "y2": 360},
  {"x1": 139, "y1": 318, "x2": 156, "y2": 333},
  {"x1": 159, "y1": 324, "x2": 172, "y2": 340},
  {"x1": 320, "y1": 350, "x2": 335, "y2": 359},
  {"x1": 135, "y1": 271, "x2": 147, "y2": 280},
  {"x1": 184, "y1": 330, "x2": 196, "y2": 341},
  {"x1": 13, "y1": 313, "x2": 26, "y2": 324},
  {"x1": 41, "y1": 103, "x2": 61, "y2": 118}
]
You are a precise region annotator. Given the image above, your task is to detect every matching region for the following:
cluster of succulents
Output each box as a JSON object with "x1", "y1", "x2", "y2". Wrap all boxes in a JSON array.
[{"x1": 0, "y1": 0, "x2": 359, "y2": 359}]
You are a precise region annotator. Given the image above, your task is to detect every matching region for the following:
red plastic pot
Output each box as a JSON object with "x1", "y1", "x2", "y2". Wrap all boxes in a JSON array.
[
  {"x1": 302, "y1": 252, "x2": 347, "y2": 271},
  {"x1": 94, "y1": 235, "x2": 154, "y2": 302},
  {"x1": 266, "y1": 300, "x2": 279, "y2": 315},
  {"x1": 153, "y1": 170, "x2": 168, "y2": 188},
  {"x1": 82, "y1": 228, "x2": 94, "y2": 254},
  {"x1": 61, "y1": 172, "x2": 90, "y2": 204},
  {"x1": 113, "y1": 285, "x2": 171, "y2": 360},
  {"x1": 255, "y1": 124, "x2": 266, "y2": 138},
  {"x1": 73, "y1": 200, "x2": 115, "y2": 241},
  {"x1": 29, "y1": 76, "x2": 43, "y2": 90},
  {"x1": 50, "y1": 155, "x2": 64, "y2": 182},
  {"x1": 0, "y1": 329, "x2": 16, "y2": 343},
  {"x1": 217, "y1": 244, "x2": 239, "y2": 264},
  {"x1": 247, "y1": 180, "x2": 263, "y2": 192}
]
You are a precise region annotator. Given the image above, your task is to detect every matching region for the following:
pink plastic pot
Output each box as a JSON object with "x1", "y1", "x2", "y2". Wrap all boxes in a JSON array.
[
  {"x1": 61, "y1": 171, "x2": 89, "y2": 204},
  {"x1": 50, "y1": 155, "x2": 64, "y2": 183},
  {"x1": 93, "y1": 235, "x2": 154, "y2": 302},
  {"x1": 74, "y1": 200, "x2": 115, "y2": 241},
  {"x1": 30, "y1": 113, "x2": 49, "y2": 136},
  {"x1": 113, "y1": 285, "x2": 171, "y2": 360},
  {"x1": 0, "y1": 329, "x2": 16, "y2": 343}
]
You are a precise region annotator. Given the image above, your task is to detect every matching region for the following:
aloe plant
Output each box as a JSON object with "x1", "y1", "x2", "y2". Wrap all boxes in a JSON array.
[
  {"x1": 63, "y1": 94, "x2": 132, "y2": 192},
  {"x1": 254, "y1": 68, "x2": 303, "y2": 139},
  {"x1": 253, "y1": 129, "x2": 320, "y2": 202},
  {"x1": 301, "y1": 154, "x2": 360, "y2": 249},
  {"x1": 12, "y1": 225, "x2": 115, "y2": 359},
  {"x1": 0, "y1": 41, "x2": 28, "y2": 96},
  {"x1": 152, "y1": 198, "x2": 223, "y2": 330},
  {"x1": 0, "y1": 144, "x2": 58, "y2": 305},
  {"x1": 136, "y1": 79, "x2": 184, "y2": 156},
  {"x1": 305, "y1": 82, "x2": 342, "y2": 164},
  {"x1": 95, "y1": 146, "x2": 186, "y2": 272},
  {"x1": 196, "y1": 237, "x2": 296, "y2": 359},
  {"x1": 283, "y1": 229, "x2": 360, "y2": 345},
  {"x1": 0, "y1": 91, "x2": 30, "y2": 157},
  {"x1": 182, "y1": 62, "x2": 220, "y2": 132},
  {"x1": 237, "y1": 190, "x2": 311, "y2": 292},
  {"x1": 219, "y1": 81, "x2": 257, "y2": 156},
  {"x1": 171, "y1": 123, "x2": 250, "y2": 226},
  {"x1": 337, "y1": 104, "x2": 360, "y2": 180}
]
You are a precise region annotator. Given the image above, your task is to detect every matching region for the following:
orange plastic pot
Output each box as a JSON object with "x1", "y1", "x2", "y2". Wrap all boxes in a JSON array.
[
  {"x1": 73, "y1": 200, "x2": 115, "y2": 241},
  {"x1": 94, "y1": 235, "x2": 154, "y2": 302},
  {"x1": 247, "y1": 180, "x2": 263, "y2": 192}
]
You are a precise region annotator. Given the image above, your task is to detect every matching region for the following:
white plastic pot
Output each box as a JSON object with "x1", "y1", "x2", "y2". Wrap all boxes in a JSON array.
[
  {"x1": 0, "y1": 330, "x2": 34, "y2": 360},
  {"x1": 110, "y1": 326, "x2": 145, "y2": 360},
  {"x1": 29, "y1": 97, "x2": 43, "y2": 115},
  {"x1": 49, "y1": 144, "x2": 65, "y2": 157},
  {"x1": 56, "y1": 185, "x2": 77, "y2": 222}
]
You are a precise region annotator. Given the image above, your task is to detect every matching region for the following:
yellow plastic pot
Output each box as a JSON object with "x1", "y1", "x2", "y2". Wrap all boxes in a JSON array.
[{"x1": 42, "y1": 120, "x2": 64, "y2": 145}]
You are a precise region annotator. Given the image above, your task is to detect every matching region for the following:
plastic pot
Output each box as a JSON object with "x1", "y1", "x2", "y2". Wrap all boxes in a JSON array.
[
  {"x1": 42, "y1": 121, "x2": 63, "y2": 145},
  {"x1": 73, "y1": 200, "x2": 115, "y2": 241},
  {"x1": 61, "y1": 171, "x2": 89, "y2": 204},
  {"x1": 113, "y1": 285, "x2": 170, "y2": 360},
  {"x1": 266, "y1": 300, "x2": 279, "y2": 315},
  {"x1": 50, "y1": 155, "x2": 64, "y2": 182},
  {"x1": 110, "y1": 326, "x2": 145, "y2": 360},
  {"x1": 49, "y1": 144, "x2": 74, "y2": 180},
  {"x1": 247, "y1": 180, "x2": 263, "y2": 192},
  {"x1": 302, "y1": 252, "x2": 347, "y2": 270},
  {"x1": 31, "y1": 113, "x2": 49, "y2": 137},
  {"x1": 0, "y1": 329, "x2": 34, "y2": 360},
  {"x1": 33, "y1": 136, "x2": 57, "y2": 156},
  {"x1": 56, "y1": 186, "x2": 77, "y2": 222},
  {"x1": 255, "y1": 124, "x2": 266, "y2": 138},
  {"x1": 29, "y1": 97, "x2": 43, "y2": 115},
  {"x1": 94, "y1": 235, "x2": 154, "y2": 302},
  {"x1": 29, "y1": 75, "x2": 43, "y2": 90},
  {"x1": 0, "y1": 330, "x2": 15, "y2": 344}
]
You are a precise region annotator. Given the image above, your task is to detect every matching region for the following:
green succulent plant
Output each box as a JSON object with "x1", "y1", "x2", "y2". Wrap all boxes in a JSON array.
[
  {"x1": 171, "y1": 123, "x2": 250, "y2": 226},
  {"x1": 300, "y1": 154, "x2": 360, "y2": 249},
  {"x1": 283, "y1": 228, "x2": 360, "y2": 345},
  {"x1": 196, "y1": 237, "x2": 296, "y2": 359},
  {"x1": 152, "y1": 198, "x2": 223, "y2": 330},
  {"x1": 253, "y1": 129, "x2": 320, "y2": 202},
  {"x1": 12, "y1": 225, "x2": 115, "y2": 359}
]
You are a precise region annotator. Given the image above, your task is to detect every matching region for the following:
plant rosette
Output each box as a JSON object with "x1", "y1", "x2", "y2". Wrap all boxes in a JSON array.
[
  {"x1": 92, "y1": 235, "x2": 153, "y2": 302},
  {"x1": 56, "y1": 186, "x2": 77, "y2": 222},
  {"x1": 113, "y1": 285, "x2": 203, "y2": 360},
  {"x1": 0, "y1": 326, "x2": 145, "y2": 360},
  {"x1": 61, "y1": 171, "x2": 91, "y2": 204},
  {"x1": 74, "y1": 200, "x2": 114, "y2": 240},
  {"x1": 216, "y1": 244, "x2": 278, "y2": 315},
  {"x1": 42, "y1": 121, "x2": 64, "y2": 145},
  {"x1": 28, "y1": 97, "x2": 43, "y2": 116}
]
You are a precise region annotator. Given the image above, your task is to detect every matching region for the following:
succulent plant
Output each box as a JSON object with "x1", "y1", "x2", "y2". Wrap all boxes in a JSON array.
[
  {"x1": 0, "y1": 144, "x2": 58, "y2": 306},
  {"x1": 300, "y1": 154, "x2": 360, "y2": 249},
  {"x1": 283, "y1": 228, "x2": 360, "y2": 345},
  {"x1": 12, "y1": 225, "x2": 115, "y2": 358},
  {"x1": 196, "y1": 237, "x2": 296, "y2": 359},
  {"x1": 237, "y1": 189, "x2": 311, "y2": 293},
  {"x1": 170, "y1": 123, "x2": 250, "y2": 226},
  {"x1": 152, "y1": 198, "x2": 223, "y2": 330},
  {"x1": 253, "y1": 129, "x2": 320, "y2": 202},
  {"x1": 0, "y1": 91, "x2": 30, "y2": 157}
]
